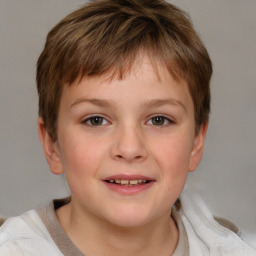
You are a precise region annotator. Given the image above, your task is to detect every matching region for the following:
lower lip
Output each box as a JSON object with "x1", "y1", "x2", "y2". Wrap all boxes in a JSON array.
[{"x1": 103, "y1": 181, "x2": 155, "y2": 195}]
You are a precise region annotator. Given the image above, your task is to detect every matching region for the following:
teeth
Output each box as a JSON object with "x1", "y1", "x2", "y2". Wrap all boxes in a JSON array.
[{"x1": 109, "y1": 179, "x2": 148, "y2": 185}]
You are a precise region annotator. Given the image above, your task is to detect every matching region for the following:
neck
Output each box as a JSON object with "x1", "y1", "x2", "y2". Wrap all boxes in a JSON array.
[{"x1": 56, "y1": 202, "x2": 178, "y2": 256}]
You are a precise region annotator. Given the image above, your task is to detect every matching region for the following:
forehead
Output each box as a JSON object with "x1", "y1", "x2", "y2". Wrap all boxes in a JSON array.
[
  {"x1": 66, "y1": 50, "x2": 185, "y2": 86},
  {"x1": 67, "y1": 56, "x2": 183, "y2": 90},
  {"x1": 60, "y1": 56, "x2": 193, "y2": 115}
]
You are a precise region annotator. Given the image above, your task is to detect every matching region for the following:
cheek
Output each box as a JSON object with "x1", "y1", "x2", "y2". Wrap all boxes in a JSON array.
[
  {"x1": 59, "y1": 138, "x2": 101, "y2": 197},
  {"x1": 59, "y1": 135, "x2": 104, "y2": 177},
  {"x1": 158, "y1": 136, "x2": 193, "y2": 196},
  {"x1": 153, "y1": 134, "x2": 193, "y2": 172}
]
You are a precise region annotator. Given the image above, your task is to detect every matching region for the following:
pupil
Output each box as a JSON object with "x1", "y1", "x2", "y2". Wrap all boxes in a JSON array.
[
  {"x1": 91, "y1": 117, "x2": 103, "y2": 125},
  {"x1": 153, "y1": 116, "x2": 164, "y2": 125}
]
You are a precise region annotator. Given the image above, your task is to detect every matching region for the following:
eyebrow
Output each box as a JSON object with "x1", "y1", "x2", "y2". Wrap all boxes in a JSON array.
[
  {"x1": 70, "y1": 98, "x2": 187, "y2": 113},
  {"x1": 143, "y1": 99, "x2": 187, "y2": 112},
  {"x1": 70, "y1": 98, "x2": 116, "y2": 109}
]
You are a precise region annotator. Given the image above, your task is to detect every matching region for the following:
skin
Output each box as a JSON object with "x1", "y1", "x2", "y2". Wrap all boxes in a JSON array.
[{"x1": 38, "y1": 56, "x2": 208, "y2": 256}]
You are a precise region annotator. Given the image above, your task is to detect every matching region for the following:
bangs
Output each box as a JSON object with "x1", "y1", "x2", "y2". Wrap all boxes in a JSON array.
[{"x1": 55, "y1": 15, "x2": 185, "y2": 85}]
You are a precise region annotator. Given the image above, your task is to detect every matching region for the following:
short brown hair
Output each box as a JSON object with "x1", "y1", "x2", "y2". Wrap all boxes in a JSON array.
[{"x1": 37, "y1": 0, "x2": 212, "y2": 141}]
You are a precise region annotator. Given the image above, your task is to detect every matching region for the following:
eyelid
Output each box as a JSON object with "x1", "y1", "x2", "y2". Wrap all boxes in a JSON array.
[
  {"x1": 81, "y1": 114, "x2": 110, "y2": 126},
  {"x1": 146, "y1": 114, "x2": 175, "y2": 125}
]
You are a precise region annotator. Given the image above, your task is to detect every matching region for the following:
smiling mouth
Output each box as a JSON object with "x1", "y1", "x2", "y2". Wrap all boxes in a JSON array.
[
  {"x1": 105, "y1": 179, "x2": 151, "y2": 186},
  {"x1": 103, "y1": 176, "x2": 155, "y2": 194}
]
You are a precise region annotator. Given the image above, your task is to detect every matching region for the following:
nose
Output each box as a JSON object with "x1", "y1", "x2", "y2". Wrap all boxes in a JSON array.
[{"x1": 110, "y1": 125, "x2": 148, "y2": 163}]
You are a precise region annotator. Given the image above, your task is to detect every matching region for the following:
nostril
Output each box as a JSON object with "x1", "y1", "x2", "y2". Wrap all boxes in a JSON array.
[{"x1": 116, "y1": 154, "x2": 142, "y2": 160}]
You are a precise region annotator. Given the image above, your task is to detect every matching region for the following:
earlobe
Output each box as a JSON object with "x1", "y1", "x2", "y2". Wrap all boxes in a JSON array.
[
  {"x1": 38, "y1": 118, "x2": 64, "y2": 175},
  {"x1": 189, "y1": 122, "x2": 208, "y2": 172}
]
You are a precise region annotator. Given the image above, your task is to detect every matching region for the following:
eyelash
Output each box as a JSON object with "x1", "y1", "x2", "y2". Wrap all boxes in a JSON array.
[
  {"x1": 81, "y1": 115, "x2": 174, "y2": 127},
  {"x1": 146, "y1": 115, "x2": 174, "y2": 126},
  {"x1": 82, "y1": 116, "x2": 109, "y2": 126}
]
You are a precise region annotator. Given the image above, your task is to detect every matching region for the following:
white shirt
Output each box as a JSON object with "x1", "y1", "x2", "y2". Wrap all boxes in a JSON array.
[{"x1": 0, "y1": 192, "x2": 255, "y2": 256}]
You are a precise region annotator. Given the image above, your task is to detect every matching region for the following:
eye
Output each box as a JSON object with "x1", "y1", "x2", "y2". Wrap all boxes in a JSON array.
[
  {"x1": 82, "y1": 116, "x2": 109, "y2": 126},
  {"x1": 147, "y1": 115, "x2": 173, "y2": 126}
]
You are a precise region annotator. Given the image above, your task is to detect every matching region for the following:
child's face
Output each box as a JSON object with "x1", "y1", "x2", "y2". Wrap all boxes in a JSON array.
[{"x1": 40, "y1": 56, "x2": 207, "y2": 227}]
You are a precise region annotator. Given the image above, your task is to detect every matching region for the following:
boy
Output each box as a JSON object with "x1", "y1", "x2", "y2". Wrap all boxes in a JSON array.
[{"x1": 0, "y1": 0, "x2": 255, "y2": 255}]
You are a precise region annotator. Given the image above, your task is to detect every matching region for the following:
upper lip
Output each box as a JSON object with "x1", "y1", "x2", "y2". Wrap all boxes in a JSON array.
[{"x1": 103, "y1": 174, "x2": 155, "y2": 181}]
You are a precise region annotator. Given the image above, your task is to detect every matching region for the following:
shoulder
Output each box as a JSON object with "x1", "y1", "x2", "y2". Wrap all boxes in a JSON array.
[
  {"x1": 0, "y1": 217, "x2": 6, "y2": 226},
  {"x1": 0, "y1": 210, "x2": 63, "y2": 256},
  {"x1": 176, "y1": 191, "x2": 256, "y2": 256}
]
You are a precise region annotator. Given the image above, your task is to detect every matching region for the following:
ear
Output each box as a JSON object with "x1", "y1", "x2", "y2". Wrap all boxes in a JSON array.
[
  {"x1": 38, "y1": 117, "x2": 64, "y2": 175},
  {"x1": 189, "y1": 122, "x2": 208, "y2": 172}
]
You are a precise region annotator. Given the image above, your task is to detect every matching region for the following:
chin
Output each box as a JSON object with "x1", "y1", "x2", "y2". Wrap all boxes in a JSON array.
[
  {"x1": 101, "y1": 206, "x2": 156, "y2": 228},
  {"x1": 108, "y1": 217, "x2": 150, "y2": 228}
]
